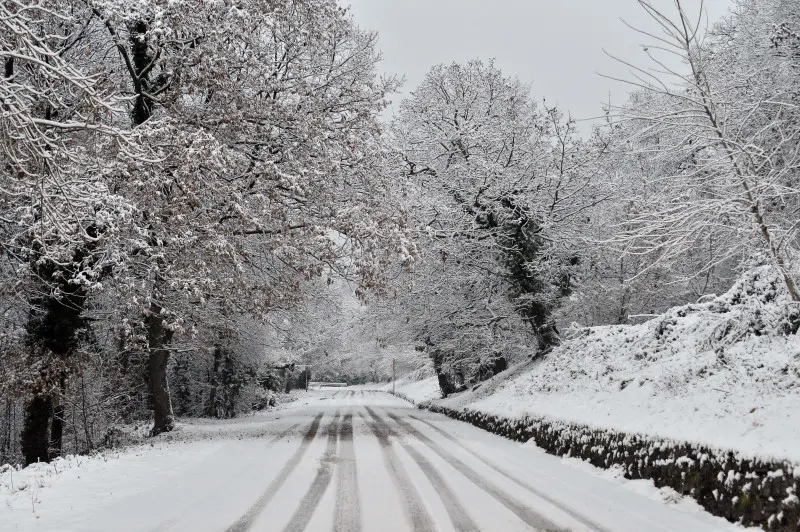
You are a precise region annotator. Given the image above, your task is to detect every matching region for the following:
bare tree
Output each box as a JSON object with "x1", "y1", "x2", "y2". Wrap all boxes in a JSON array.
[{"x1": 608, "y1": 0, "x2": 800, "y2": 301}]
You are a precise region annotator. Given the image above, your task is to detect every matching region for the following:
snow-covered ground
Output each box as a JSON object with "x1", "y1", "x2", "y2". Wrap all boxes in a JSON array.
[
  {"x1": 381, "y1": 267, "x2": 800, "y2": 464},
  {"x1": 1, "y1": 389, "x2": 751, "y2": 531}
]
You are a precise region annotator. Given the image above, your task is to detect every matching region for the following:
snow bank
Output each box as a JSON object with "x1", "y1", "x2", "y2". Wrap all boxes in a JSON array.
[
  {"x1": 382, "y1": 267, "x2": 800, "y2": 530},
  {"x1": 395, "y1": 267, "x2": 800, "y2": 463}
]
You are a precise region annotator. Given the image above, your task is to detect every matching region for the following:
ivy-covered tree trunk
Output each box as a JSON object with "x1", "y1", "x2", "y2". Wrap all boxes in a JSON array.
[
  {"x1": 11, "y1": 38, "x2": 97, "y2": 462},
  {"x1": 171, "y1": 353, "x2": 192, "y2": 417},
  {"x1": 146, "y1": 301, "x2": 174, "y2": 435},
  {"x1": 22, "y1": 260, "x2": 89, "y2": 464},
  {"x1": 49, "y1": 376, "x2": 67, "y2": 458},
  {"x1": 499, "y1": 206, "x2": 566, "y2": 357},
  {"x1": 205, "y1": 344, "x2": 223, "y2": 419},
  {"x1": 21, "y1": 395, "x2": 52, "y2": 465},
  {"x1": 205, "y1": 336, "x2": 248, "y2": 419},
  {"x1": 430, "y1": 346, "x2": 459, "y2": 397}
]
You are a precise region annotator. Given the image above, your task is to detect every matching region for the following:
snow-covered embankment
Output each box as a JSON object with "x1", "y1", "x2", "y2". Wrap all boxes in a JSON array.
[{"x1": 384, "y1": 267, "x2": 800, "y2": 530}]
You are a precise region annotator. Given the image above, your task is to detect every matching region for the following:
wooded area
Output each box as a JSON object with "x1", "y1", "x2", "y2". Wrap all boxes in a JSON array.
[{"x1": 2, "y1": 0, "x2": 799, "y2": 467}]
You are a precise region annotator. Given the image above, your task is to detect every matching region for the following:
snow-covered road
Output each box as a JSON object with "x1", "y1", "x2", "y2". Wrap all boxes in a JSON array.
[{"x1": 2, "y1": 390, "x2": 746, "y2": 531}]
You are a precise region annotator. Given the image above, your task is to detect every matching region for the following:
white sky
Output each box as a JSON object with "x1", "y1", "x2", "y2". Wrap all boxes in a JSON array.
[{"x1": 345, "y1": 0, "x2": 733, "y2": 131}]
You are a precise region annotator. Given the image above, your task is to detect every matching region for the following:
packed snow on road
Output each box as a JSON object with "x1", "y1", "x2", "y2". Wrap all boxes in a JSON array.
[{"x1": 1, "y1": 389, "x2": 750, "y2": 532}]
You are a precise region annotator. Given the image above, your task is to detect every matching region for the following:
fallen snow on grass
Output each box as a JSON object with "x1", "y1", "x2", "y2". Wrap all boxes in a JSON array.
[
  {"x1": 0, "y1": 401, "x2": 307, "y2": 530},
  {"x1": 392, "y1": 267, "x2": 800, "y2": 463},
  {"x1": 0, "y1": 440, "x2": 228, "y2": 527}
]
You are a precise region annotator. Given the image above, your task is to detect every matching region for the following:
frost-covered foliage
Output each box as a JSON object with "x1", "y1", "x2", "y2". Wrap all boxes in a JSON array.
[
  {"x1": 355, "y1": 0, "x2": 800, "y2": 403},
  {"x1": 1, "y1": 0, "x2": 412, "y2": 464},
  {"x1": 607, "y1": 0, "x2": 800, "y2": 301},
  {"x1": 372, "y1": 61, "x2": 604, "y2": 394}
]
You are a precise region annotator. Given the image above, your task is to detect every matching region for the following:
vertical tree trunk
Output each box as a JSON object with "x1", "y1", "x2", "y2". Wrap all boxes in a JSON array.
[
  {"x1": 13, "y1": 18, "x2": 93, "y2": 458},
  {"x1": 147, "y1": 301, "x2": 174, "y2": 435},
  {"x1": 8, "y1": 49, "x2": 57, "y2": 466},
  {"x1": 22, "y1": 395, "x2": 52, "y2": 465},
  {"x1": 124, "y1": 18, "x2": 178, "y2": 435},
  {"x1": 48, "y1": 375, "x2": 66, "y2": 459},
  {"x1": 205, "y1": 344, "x2": 222, "y2": 418},
  {"x1": 430, "y1": 349, "x2": 457, "y2": 397},
  {"x1": 22, "y1": 268, "x2": 87, "y2": 463}
]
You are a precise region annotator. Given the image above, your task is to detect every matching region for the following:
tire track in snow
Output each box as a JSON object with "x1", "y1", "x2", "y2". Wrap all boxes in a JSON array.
[
  {"x1": 154, "y1": 422, "x2": 303, "y2": 532},
  {"x1": 226, "y1": 413, "x2": 324, "y2": 532},
  {"x1": 408, "y1": 413, "x2": 613, "y2": 532},
  {"x1": 365, "y1": 407, "x2": 480, "y2": 532},
  {"x1": 385, "y1": 411, "x2": 567, "y2": 532},
  {"x1": 283, "y1": 411, "x2": 341, "y2": 532},
  {"x1": 334, "y1": 412, "x2": 361, "y2": 532},
  {"x1": 359, "y1": 412, "x2": 437, "y2": 532}
]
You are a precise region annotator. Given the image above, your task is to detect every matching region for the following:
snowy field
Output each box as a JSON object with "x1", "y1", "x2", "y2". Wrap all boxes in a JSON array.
[{"x1": 0, "y1": 389, "x2": 751, "y2": 531}]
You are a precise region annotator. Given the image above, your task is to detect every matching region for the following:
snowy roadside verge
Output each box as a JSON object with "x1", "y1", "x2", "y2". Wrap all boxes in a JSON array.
[
  {"x1": 380, "y1": 382, "x2": 799, "y2": 532},
  {"x1": 0, "y1": 395, "x2": 303, "y2": 526},
  {"x1": 386, "y1": 268, "x2": 800, "y2": 464},
  {"x1": 412, "y1": 397, "x2": 798, "y2": 531}
]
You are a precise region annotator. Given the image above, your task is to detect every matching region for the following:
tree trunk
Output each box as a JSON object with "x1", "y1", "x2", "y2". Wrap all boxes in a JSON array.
[
  {"x1": 205, "y1": 344, "x2": 222, "y2": 418},
  {"x1": 430, "y1": 349, "x2": 458, "y2": 398},
  {"x1": 48, "y1": 375, "x2": 66, "y2": 459},
  {"x1": 22, "y1": 268, "x2": 87, "y2": 463},
  {"x1": 147, "y1": 302, "x2": 174, "y2": 435},
  {"x1": 22, "y1": 395, "x2": 52, "y2": 465}
]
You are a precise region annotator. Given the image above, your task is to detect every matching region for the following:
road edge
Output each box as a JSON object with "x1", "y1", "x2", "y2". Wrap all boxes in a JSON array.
[{"x1": 389, "y1": 391, "x2": 799, "y2": 532}]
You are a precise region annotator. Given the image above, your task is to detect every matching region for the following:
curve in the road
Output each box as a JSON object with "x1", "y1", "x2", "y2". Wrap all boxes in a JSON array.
[
  {"x1": 384, "y1": 410, "x2": 567, "y2": 532},
  {"x1": 407, "y1": 413, "x2": 614, "y2": 532}
]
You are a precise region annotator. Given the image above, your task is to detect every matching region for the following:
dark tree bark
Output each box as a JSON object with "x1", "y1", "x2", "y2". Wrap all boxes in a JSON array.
[
  {"x1": 170, "y1": 353, "x2": 192, "y2": 417},
  {"x1": 205, "y1": 335, "x2": 249, "y2": 419},
  {"x1": 121, "y1": 18, "x2": 179, "y2": 435},
  {"x1": 430, "y1": 347, "x2": 459, "y2": 398},
  {"x1": 205, "y1": 344, "x2": 223, "y2": 419},
  {"x1": 146, "y1": 301, "x2": 174, "y2": 435},
  {"x1": 12, "y1": 43, "x2": 97, "y2": 462},
  {"x1": 478, "y1": 355, "x2": 507, "y2": 382},
  {"x1": 22, "y1": 262, "x2": 89, "y2": 464},
  {"x1": 21, "y1": 395, "x2": 53, "y2": 465},
  {"x1": 49, "y1": 376, "x2": 67, "y2": 459}
]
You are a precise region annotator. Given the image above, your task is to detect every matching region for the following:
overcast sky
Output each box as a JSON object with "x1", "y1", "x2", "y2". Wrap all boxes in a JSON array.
[{"x1": 346, "y1": 0, "x2": 733, "y2": 131}]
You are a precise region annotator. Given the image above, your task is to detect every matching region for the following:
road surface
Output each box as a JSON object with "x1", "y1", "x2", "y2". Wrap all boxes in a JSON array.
[{"x1": 2, "y1": 390, "x2": 742, "y2": 531}]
